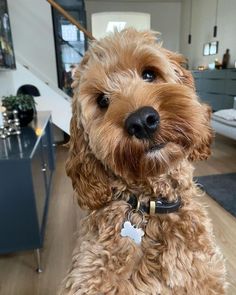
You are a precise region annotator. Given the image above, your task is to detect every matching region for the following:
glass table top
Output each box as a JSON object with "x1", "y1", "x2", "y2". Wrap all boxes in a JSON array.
[{"x1": 0, "y1": 111, "x2": 51, "y2": 160}]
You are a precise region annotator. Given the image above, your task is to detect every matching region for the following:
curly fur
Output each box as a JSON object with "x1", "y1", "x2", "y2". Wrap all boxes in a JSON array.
[{"x1": 61, "y1": 29, "x2": 226, "y2": 294}]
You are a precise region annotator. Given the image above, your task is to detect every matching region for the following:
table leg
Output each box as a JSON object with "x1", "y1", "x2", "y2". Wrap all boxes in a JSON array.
[{"x1": 35, "y1": 248, "x2": 43, "y2": 273}]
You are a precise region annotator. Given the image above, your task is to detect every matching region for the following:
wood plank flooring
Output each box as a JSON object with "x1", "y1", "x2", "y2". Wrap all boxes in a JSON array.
[
  {"x1": 0, "y1": 134, "x2": 235, "y2": 295},
  {"x1": 193, "y1": 135, "x2": 236, "y2": 295}
]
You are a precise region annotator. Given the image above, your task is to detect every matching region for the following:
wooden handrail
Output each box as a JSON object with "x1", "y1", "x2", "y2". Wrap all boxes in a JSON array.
[{"x1": 47, "y1": 0, "x2": 95, "y2": 40}]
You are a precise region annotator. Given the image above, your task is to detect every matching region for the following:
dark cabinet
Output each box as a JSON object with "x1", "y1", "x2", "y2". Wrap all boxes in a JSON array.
[
  {"x1": 192, "y1": 69, "x2": 235, "y2": 111},
  {"x1": 0, "y1": 112, "x2": 55, "y2": 255}
]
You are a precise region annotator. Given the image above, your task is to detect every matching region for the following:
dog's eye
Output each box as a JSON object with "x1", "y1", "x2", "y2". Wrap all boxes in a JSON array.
[
  {"x1": 142, "y1": 70, "x2": 156, "y2": 82},
  {"x1": 97, "y1": 94, "x2": 110, "y2": 109}
]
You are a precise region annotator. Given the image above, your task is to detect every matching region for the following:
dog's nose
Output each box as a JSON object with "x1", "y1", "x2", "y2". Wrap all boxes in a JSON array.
[{"x1": 125, "y1": 106, "x2": 159, "y2": 139}]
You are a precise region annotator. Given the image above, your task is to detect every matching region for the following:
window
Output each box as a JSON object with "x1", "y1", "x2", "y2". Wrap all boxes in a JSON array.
[{"x1": 91, "y1": 12, "x2": 151, "y2": 39}]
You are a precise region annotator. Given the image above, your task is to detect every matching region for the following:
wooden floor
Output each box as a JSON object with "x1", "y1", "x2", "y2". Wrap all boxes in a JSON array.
[
  {"x1": 193, "y1": 135, "x2": 236, "y2": 294},
  {"x1": 0, "y1": 134, "x2": 235, "y2": 295}
]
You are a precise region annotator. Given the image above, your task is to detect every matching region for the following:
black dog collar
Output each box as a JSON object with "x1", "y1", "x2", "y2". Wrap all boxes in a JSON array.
[{"x1": 127, "y1": 194, "x2": 181, "y2": 215}]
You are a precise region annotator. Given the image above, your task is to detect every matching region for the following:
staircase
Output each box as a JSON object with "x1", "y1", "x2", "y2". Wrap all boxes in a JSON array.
[
  {"x1": 6, "y1": 0, "x2": 93, "y2": 134},
  {"x1": 12, "y1": 59, "x2": 72, "y2": 134}
]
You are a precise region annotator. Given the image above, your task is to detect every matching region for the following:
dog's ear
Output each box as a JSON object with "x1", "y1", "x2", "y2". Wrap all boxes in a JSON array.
[
  {"x1": 162, "y1": 48, "x2": 213, "y2": 161},
  {"x1": 66, "y1": 93, "x2": 112, "y2": 210},
  {"x1": 162, "y1": 48, "x2": 195, "y2": 90},
  {"x1": 188, "y1": 104, "x2": 213, "y2": 161},
  {"x1": 71, "y1": 51, "x2": 90, "y2": 89}
]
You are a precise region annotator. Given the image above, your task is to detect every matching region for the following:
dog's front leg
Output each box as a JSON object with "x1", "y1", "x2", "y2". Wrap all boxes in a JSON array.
[{"x1": 59, "y1": 202, "x2": 144, "y2": 295}]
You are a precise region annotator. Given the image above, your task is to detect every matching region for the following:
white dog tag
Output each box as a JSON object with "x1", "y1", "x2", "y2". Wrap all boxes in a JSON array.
[{"x1": 121, "y1": 221, "x2": 144, "y2": 245}]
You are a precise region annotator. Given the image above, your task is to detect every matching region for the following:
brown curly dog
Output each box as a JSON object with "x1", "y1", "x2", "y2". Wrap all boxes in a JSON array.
[{"x1": 60, "y1": 29, "x2": 226, "y2": 295}]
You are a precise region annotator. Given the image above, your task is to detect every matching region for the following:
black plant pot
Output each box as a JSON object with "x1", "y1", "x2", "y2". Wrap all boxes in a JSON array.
[{"x1": 18, "y1": 108, "x2": 34, "y2": 127}]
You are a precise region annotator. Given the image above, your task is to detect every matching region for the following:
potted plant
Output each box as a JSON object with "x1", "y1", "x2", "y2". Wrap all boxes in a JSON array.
[{"x1": 2, "y1": 94, "x2": 36, "y2": 127}]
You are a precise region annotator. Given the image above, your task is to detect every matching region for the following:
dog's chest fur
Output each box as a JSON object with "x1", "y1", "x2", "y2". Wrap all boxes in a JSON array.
[
  {"x1": 63, "y1": 185, "x2": 225, "y2": 295},
  {"x1": 61, "y1": 161, "x2": 226, "y2": 294}
]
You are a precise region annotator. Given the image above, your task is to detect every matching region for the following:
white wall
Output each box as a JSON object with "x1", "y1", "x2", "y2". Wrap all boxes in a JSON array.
[
  {"x1": 7, "y1": 0, "x2": 58, "y2": 86},
  {"x1": 180, "y1": 0, "x2": 236, "y2": 69},
  {"x1": 85, "y1": 1, "x2": 181, "y2": 52},
  {"x1": 0, "y1": 70, "x2": 15, "y2": 97}
]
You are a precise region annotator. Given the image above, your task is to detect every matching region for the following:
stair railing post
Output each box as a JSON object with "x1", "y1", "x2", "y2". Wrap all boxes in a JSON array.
[{"x1": 47, "y1": 0, "x2": 95, "y2": 41}]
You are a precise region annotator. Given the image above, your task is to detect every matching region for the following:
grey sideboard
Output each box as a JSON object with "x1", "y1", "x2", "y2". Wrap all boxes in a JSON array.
[
  {"x1": 0, "y1": 111, "x2": 55, "y2": 270},
  {"x1": 192, "y1": 69, "x2": 236, "y2": 111}
]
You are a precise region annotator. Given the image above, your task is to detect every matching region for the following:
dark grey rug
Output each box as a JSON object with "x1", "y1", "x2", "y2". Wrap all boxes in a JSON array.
[{"x1": 195, "y1": 173, "x2": 236, "y2": 217}]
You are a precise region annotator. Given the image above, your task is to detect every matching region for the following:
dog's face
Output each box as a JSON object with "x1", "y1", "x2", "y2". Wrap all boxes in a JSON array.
[
  {"x1": 73, "y1": 29, "x2": 212, "y2": 179},
  {"x1": 67, "y1": 29, "x2": 212, "y2": 208}
]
